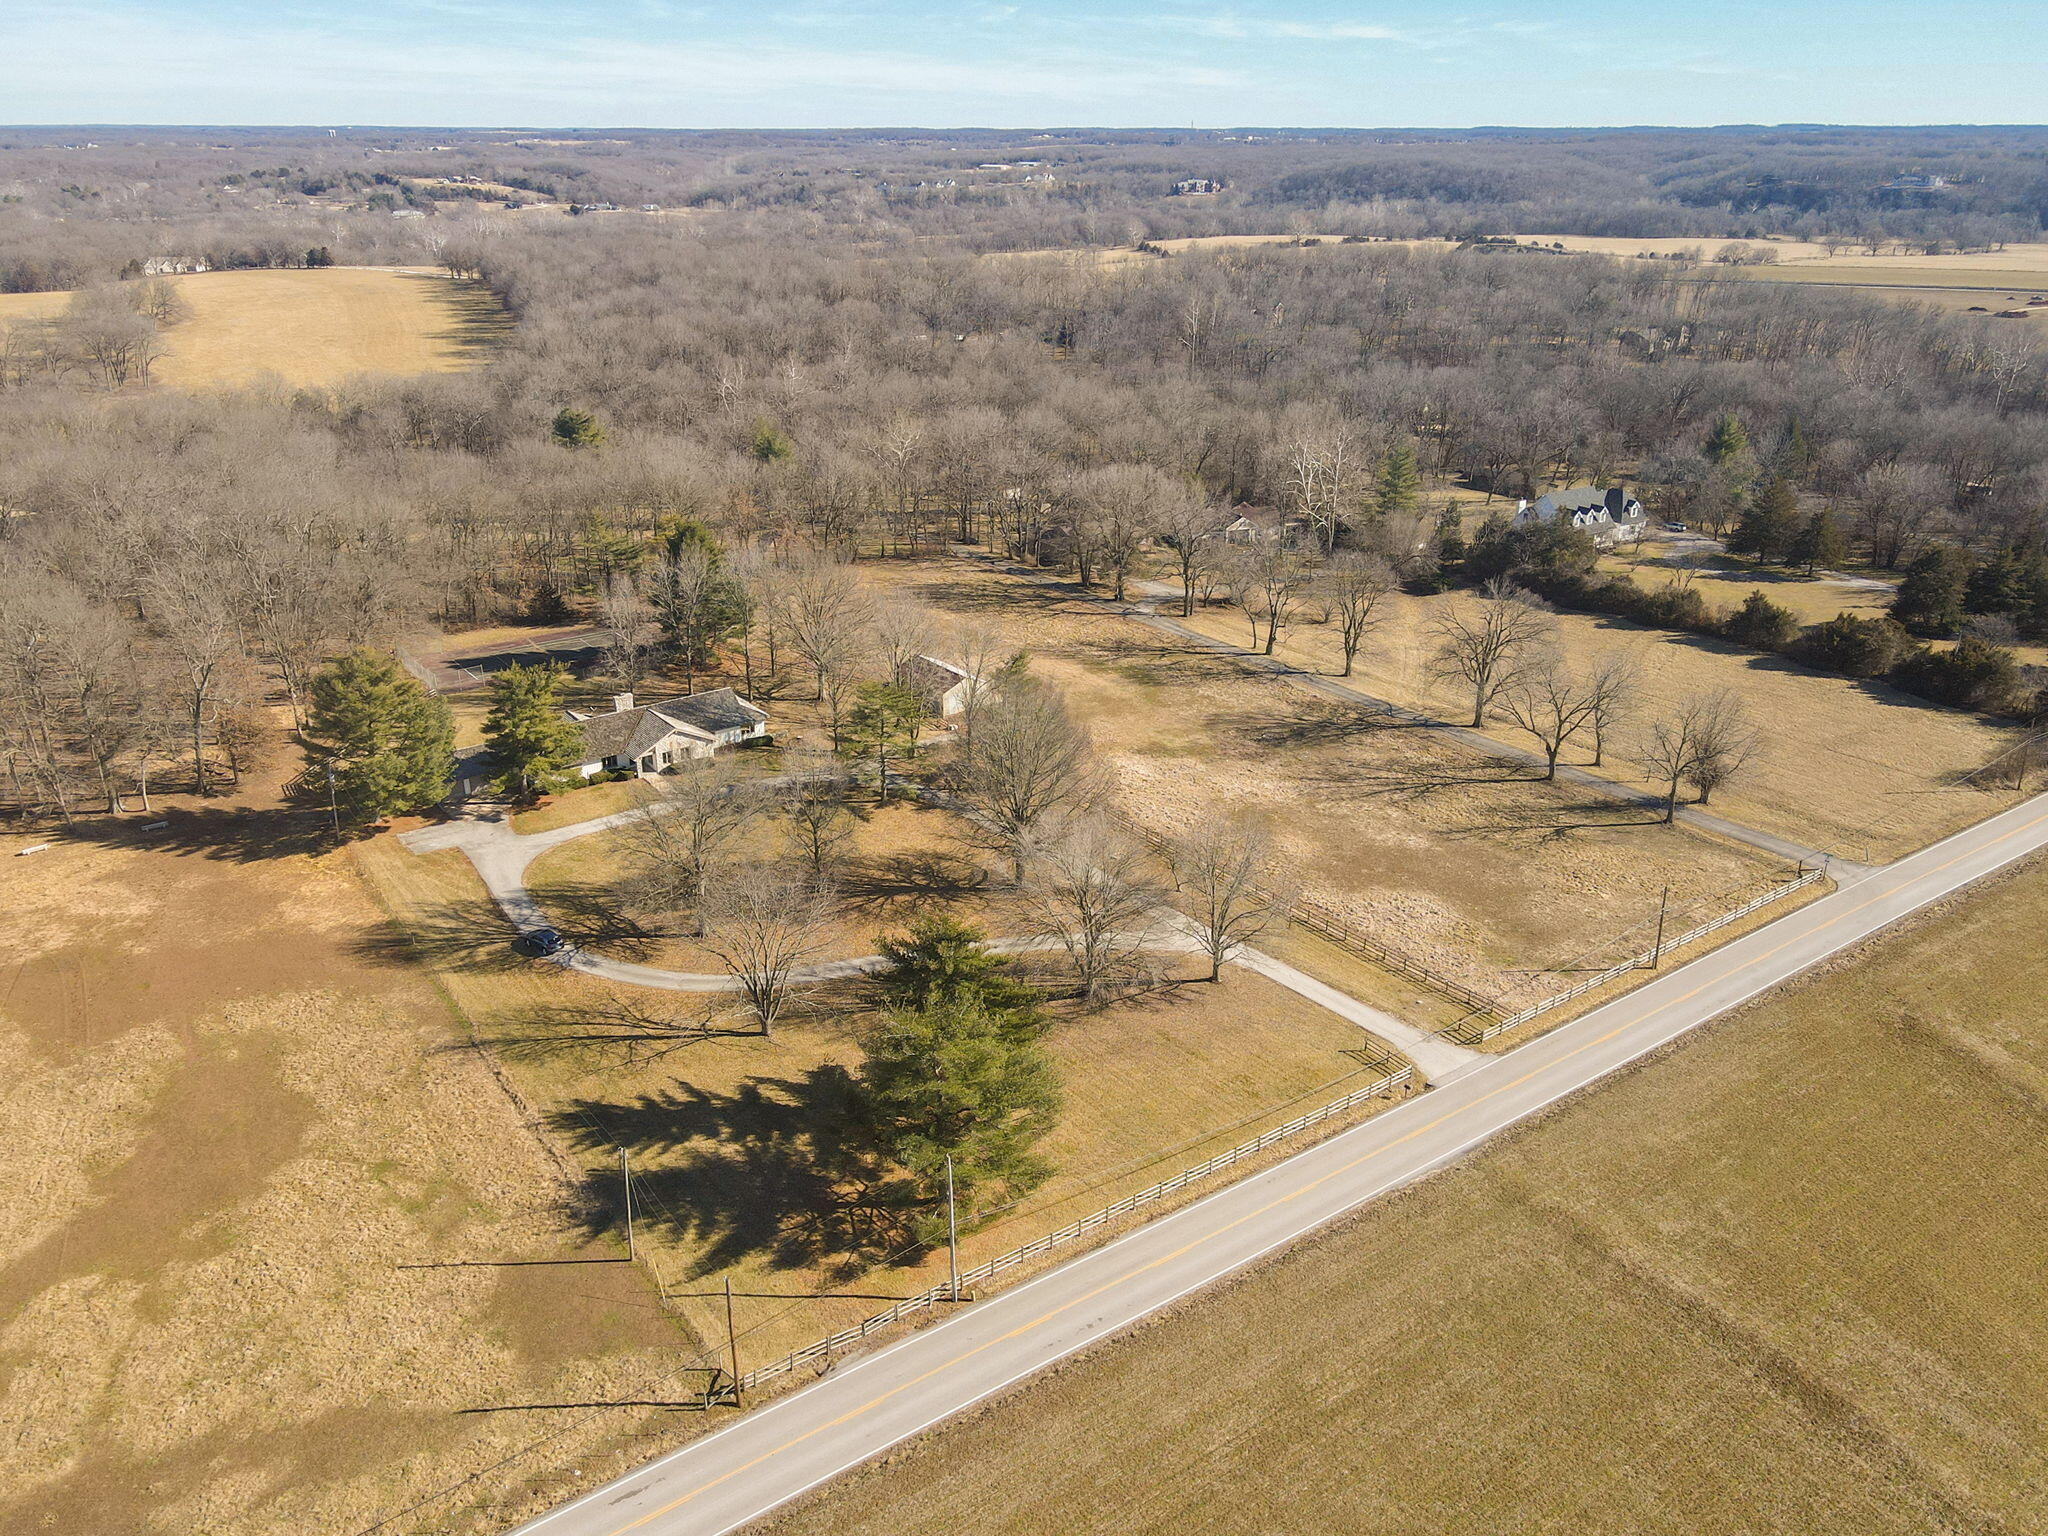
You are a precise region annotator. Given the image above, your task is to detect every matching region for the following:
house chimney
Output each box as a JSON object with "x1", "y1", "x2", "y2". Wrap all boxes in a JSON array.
[{"x1": 612, "y1": 692, "x2": 634, "y2": 713}]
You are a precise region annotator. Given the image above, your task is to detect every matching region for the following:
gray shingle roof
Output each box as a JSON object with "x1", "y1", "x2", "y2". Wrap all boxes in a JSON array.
[{"x1": 648, "y1": 688, "x2": 768, "y2": 736}]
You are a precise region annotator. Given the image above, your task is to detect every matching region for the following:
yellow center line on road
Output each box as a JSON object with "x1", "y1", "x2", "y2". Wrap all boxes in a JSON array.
[{"x1": 602, "y1": 804, "x2": 2048, "y2": 1536}]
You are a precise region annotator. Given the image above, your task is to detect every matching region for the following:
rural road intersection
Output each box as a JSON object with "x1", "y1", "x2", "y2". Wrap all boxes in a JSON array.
[{"x1": 499, "y1": 790, "x2": 2048, "y2": 1536}]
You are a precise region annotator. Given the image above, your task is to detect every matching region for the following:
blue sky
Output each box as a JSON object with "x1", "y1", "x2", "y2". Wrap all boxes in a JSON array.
[{"x1": 4, "y1": 1, "x2": 2042, "y2": 128}]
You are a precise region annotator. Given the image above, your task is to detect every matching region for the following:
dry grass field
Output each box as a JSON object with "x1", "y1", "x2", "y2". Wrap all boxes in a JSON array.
[
  {"x1": 0, "y1": 266, "x2": 507, "y2": 387},
  {"x1": 353, "y1": 806, "x2": 1405, "y2": 1375},
  {"x1": 764, "y1": 850, "x2": 2048, "y2": 1536},
  {"x1": 1155, "y1": 570, "x2": 2020, "y2": 862},
  {"x1": 863, "y1": 560, "x2": 1788, "y2": 1004},
  {"x1": 0, "y1": 783, "x2": 691, "y2": 1536}
]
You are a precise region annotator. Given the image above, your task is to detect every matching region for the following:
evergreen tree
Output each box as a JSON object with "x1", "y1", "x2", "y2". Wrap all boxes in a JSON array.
[
  {"x1": 872, "y1": 915, "x2": 1045, "y2": 1036},
  {"x1": 1728, "y1": 476, "x2": 1799, "y2": 564},
  {"x1": 482, "y1": 662, "x2": 585, "y2": 801},
  {"x1": 1787, "y1": 509, "x2": 1848, "y2": 576},
  {"x1": 301, "y1": 649, "x2": 454, "y2": 827},
  {"x1": 550, "y1": 406, "x2": 606, "y2": 449},
  {"x1": 747, "y1": 417, "x2": 794, "y2": 463},
  {"x1": 576, "y1": 512, "x2": 643, "y2": 592},
  {"x1": 1891, "y1": 544, "x2": 1974, "y2": 636},
  {"x1": 1767, "y1": 416, "x2": 1813, "y2": 483},
  {"x1": 1964, "y1": 547, "x2": 2041, "y2": 616},
  {"x1": 1702, "y1": 413, "x2": 1750, "y2": 467},
  {"x1": 1375, "y1": 442, "x2": 1423, "y2": 516},
  {"x1": 1425, "y1": 504, "x2": 1466, "y2": 590},
  {"x1": 653, "y1": 518, "x2": 750, "y2": 669},
  {"x1": 1721, "y1": 591, "x2": 1799, "y2": 651},
  {"x1": 846, "y1": 680, "x2": 924, "y2": 794},
  {"x1": 854, "y1": 998, "x2": 1062, "y2": 1246}
]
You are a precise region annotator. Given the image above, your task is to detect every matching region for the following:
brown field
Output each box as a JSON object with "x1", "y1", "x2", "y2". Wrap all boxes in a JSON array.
[
  {"x1": 1599, "y1": 544, "x2": 1896, "y2": 626},
  {"x1": 1155, "y1": 569, "x2": 2020, "y2": 862},
  {"x1": 862, "y1": 560, "x2": 1787, "y2": 1004},
  {"x1": 353, "y1": 800, "x2": 1406, "y2": 1376},
  {"x1": 0, "y1": 266, "x2": 508, "y2": 387},
  {"x1": 0, "y1": 775, "x2": 691, "y2": 1536},
  {"x1": 765, "y1": 850, "x2": 2048, "y2": 1536}
]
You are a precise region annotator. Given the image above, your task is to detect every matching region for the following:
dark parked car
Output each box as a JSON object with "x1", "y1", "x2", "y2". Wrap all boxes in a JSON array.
[{"x1": 523, "y1": 926, "x2": 568, "y2": 957}]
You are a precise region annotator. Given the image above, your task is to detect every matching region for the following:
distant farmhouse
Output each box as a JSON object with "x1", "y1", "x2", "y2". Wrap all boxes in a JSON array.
[
  {"x1": 1173, "y1": 178, "x2": 1224, "y2": 196},
  {"x1": 1513, "y1": 485, "x2": 1647, "y2": 547}
]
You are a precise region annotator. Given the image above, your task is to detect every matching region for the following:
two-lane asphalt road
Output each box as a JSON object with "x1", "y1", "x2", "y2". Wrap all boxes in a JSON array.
[{"x1": 509, "y1": 792, "x2": 2048, "y2": 1536}]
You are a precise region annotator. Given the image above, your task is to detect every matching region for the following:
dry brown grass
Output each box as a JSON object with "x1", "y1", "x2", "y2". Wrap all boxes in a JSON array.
[
  {"x1": 763, "y1": 852, "x2": 2048, "y2": 1536},
  {"x1": 0, "y1": 267, "x2": 508, "y2": 387},
  {"x1": 864, "y1": 559, "x2": 1789, "y2": 1004},
  {"x1": 1154, "y1": 572, "x2": 2020, "y2": 862},
  {"x1": 0, "y1": 799, "x2": 689, "y2": 1536},
  {"x1": 353, "y1": 806, "x2": 1403, "y2": 1377}
]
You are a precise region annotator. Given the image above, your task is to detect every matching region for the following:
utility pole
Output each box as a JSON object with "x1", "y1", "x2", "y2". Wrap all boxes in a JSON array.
[
  {"x1": 1649, "y1": 885, "x2": 1670, "y2": 968},
  {"x1": 944, "y1": 1153, "x2": 961, "y2": 1303},
  {"x1": 324, "y1": 761, "x2": 341, "y2": 842},
  {"x1": 621, "y1": 1147, "x2": 635, "y2": 1262},
  {"x1": 725, "y1": 1273, "x2": 743, "y2": 1408}
]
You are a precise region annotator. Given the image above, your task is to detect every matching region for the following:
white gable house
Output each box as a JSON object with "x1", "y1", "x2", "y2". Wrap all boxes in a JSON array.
[
  {"x1": 564, "y1": 689, "x2": 769, "y2": 778},
  {"x1": 1513, "y1": 485, "x2": 1647, "y2": 548}
]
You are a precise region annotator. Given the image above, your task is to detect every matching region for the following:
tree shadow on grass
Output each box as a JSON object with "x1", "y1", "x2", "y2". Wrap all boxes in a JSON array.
[
  {"x1": 522, "y1": 877, "x2": 664, "y2": 959},
  {"x1": 352, "y1": 894, "x2": 538, "y2": 973},
  {"x1": 835, "y1": 849, "x2": 990, "y2": 912},
  {"x1": 52, "y1": 805, "x2": 330, "y2": 864},
  {"x1": 553, "y1": 1067, "x2": 910, "y2": 1280},
  {"x1": 483, "y1": 993, "x2": 763, "y2": 1068}
]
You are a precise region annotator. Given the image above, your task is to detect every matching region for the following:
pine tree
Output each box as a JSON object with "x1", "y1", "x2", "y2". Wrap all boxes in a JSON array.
[
  {"x1": 1787, "y1": 509, "x2": 1848, "y2": 576},
  {"x1": 872, "y1": 915, "x2": 1045, "y2": 1036},
  {"x1": 847, "y1": 680, "x2": 924, "y2": 795},
  {"x1": 482, "y1": 662, "x2": 585, "y2": 801},
  {"x1": 1728, "y1": 476, "x2": 1798, "y2": 564},
  {"x1": 1702, "y1": 413, "x2": 1750, "y2": 467},
  {"x1": 654, "y1": 518, "x2": 750, "y2": 670},
  {"x1": 1721, "y1": 591, "x2": 1799, "y2": 651},
  {"x1": 301, "y1": 649, "x2": 454, "y2": 827},
  {"x1": 746, "y1": 417, "x2": 794, "y2": 463},
  {"x1": 1375, "y1": 442, "x2": 1423, "y2": 516},
  {"x1": 1892, "y1": 545, "x2": 1974, "y2": 637},
  {"x1": 550, "y1": 406, "x2": 606, "y2": 449},
  {"x1": 854, "y1": 998, "x2": 1062, "y2": 1246}
]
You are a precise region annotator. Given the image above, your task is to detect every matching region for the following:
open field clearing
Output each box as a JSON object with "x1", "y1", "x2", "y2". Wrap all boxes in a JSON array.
[
  {"x1": 354, "y1": 815, "x2": 1405, "y2": 1374},
  {"x1": 1599, "y1": 544, "x2": 1895, "y2": 625},
  {"x1": 1154, "y1": 569, "x2": 2020, "y2": 862},
  {"x1": 990, "y1": 233, "x2": 1352, "y2": 268},
  {"x1": 1516, "y1": 232, "x2": 1842, "y2": 261},
  {"x1": 862, "y1": 560, "x2": 1786, "y2": 1004},
  {"x1": 0, "y1": 266, "x2": 508, "y2": 386},
  {"x1": 0, "y1": 790, "x2": 688, "y2": 1536},
  {"x1": 765, "y1": 850, "x2": 2048, "y2": 1536}
]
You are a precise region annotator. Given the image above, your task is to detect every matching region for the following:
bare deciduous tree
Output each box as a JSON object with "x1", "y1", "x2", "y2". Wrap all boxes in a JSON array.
[
  {"x1": 956, "y1": 674, "x2": 1104, "y2": 883},
  {"x1": 1585, "y1": 650, "x2": 1643, "y2": 768},
  {"x1": 1426, "y1": 578, "x2": 1554, "y2": 727},
  {"x1": 1316, "y1": 550, "x2": 1396, "y2": 678},
  {"x1": 1026, "y1": 819, "x2": 1166, "y2": 1004},
  {"x1": 1170, "y1": 811, "x2": 1297, "y2": 981},
  {"x1": 698, "y1": 864, "x2": 840, "y2": 1035},
  {"x1": 1221, "y1": 538, "x2": 1308, "y2": 655},
  {"x1": 777, "y1": 744, "x2": 861, "y2": 875},
  {"x1": 1639, "y1": 689, "x2": 1760, "y2": 820},
  {"x1": 1499, "y1": 650, "x2": 1601, "y2": 779},
  {"x1": 615, "y1": 764, "x2": 768, "y2": 931}
]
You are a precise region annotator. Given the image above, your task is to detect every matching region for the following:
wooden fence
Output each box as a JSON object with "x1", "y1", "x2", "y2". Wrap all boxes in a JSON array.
[
  {"x1": 1102, "y1": 809, "x2": 1505, "y2": 1019},
  {"x1": 736, "y1": 1060, "x2": 1415, "y2": 1392},
  {"x1": 1443, "y1": 866, "x2": 1827, "y2": 1046}
]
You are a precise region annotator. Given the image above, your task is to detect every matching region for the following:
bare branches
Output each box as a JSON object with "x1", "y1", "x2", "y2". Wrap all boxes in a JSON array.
[
  {"x1": 1316, "y1": 550, "x2": 1395, "y2": 678},
  {"x1": 1025, "y1": 819, "x2": 1167, "y2": 1005},
  {"x1": 1639, "y1": 689, "x2": 1761, "y2": 820},
  {"x1": 697, "y1": 864, "x2": 841, "y2": 1036},
  {"x1": 1169, "y1": 811, "x2": 1297, "y2": 981},
  {"x1": 955, "y1": 673, "x2": 1104, "y2": 883},
  {"x1": 1426, "y1": 577, "x2": 1555, "y2": 728}
]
